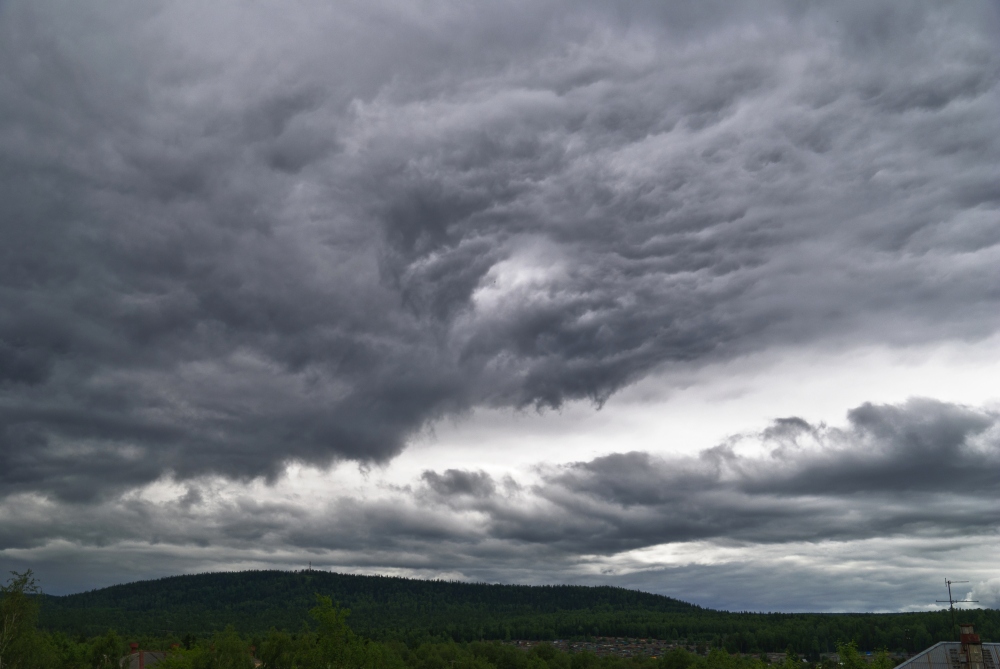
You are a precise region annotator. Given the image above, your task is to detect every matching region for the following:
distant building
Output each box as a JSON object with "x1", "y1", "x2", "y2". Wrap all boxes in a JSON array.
[
  {"x1": 896, "y1": 625, "x2": 999, "y2": 669},
  {"x1": 122, "y1": 643, "x2": 167, "y2": 669}
]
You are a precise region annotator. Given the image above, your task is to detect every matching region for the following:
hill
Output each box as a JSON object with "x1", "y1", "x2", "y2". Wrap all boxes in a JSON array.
[
  {"x1": 36, "y1": 570, "x2": 1000, "y2": 654},
  {"x1": 39, "y1": 570, "x2": 697, "y2": 639}
]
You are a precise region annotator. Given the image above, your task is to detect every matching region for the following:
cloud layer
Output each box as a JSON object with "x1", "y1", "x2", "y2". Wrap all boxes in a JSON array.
[
  {"x1": 4, "y1": 398, "x2": 999, "y2": 610},
  {"x1": 1, "y1": 1, "x2": 1000, "y2": 611},
  {"x1": 1, "y1": 0, "x2": 999, "y2": 502}
]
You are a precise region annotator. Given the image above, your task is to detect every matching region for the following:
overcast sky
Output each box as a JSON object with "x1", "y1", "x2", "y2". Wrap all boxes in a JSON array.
[{"x1": 1, "y1": 0, "x2": 1000, "y2": 613}]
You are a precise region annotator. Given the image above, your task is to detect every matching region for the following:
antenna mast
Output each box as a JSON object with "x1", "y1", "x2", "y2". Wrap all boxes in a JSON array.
[{"x1": 936, "y1": 578, "x2": 978, "y2": 634}]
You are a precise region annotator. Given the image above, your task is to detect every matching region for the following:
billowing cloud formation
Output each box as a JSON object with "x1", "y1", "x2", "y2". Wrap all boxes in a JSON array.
[
  {"x1": 532, "y1": 399, "x2": 1000, "y2": 549},
  {"x1": 1, "y1": 0, "x2": 999, "y2": 505},
  {"x1": 3, "y1": 398, "x2": 1000, "y2": 610},
  {"x1": 416, "y1": 399, "x2": 1000, "y2": 553}
]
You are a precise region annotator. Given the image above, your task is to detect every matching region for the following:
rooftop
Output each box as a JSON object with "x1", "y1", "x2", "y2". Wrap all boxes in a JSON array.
[{"x1": 896, "y1": 643, "x2": 1000, "y2": 669}]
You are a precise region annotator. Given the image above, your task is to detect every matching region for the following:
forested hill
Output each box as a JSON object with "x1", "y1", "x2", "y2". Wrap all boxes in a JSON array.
[
  {"x1": 39, "y1": 570, "x2": 697, "y2": 638},
  {"x1": 36, "y1": 570, "x2": 1000, "y2": 655}
]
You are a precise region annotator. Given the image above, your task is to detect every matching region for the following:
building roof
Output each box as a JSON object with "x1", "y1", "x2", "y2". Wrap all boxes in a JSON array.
[
  {"x1": 122, "y1": 651, "x2": 168, "y2": 669},
  {"x1": 896, "y1": 643, "x2": 1000, "y2": 669}
]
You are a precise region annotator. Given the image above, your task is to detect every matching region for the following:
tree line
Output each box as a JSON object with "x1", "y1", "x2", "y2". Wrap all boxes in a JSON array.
[
  {"x1": 2, "y1": 569, "x2": 913, "y2": 669},
  {"x1": 36, "y1": 570, "x2": 1000, "y2": 655},
  {"x1": 6, "y1": 570, "x2": 1000, "y2": 667}
]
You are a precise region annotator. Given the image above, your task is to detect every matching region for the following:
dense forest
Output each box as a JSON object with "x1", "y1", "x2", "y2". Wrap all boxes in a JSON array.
[
  {"x1": 0, "y1": 569, "x2": 915, "y2": 669},
  {"x1": 32, "y1": 569, "x2": 1000, "y2": 656}
]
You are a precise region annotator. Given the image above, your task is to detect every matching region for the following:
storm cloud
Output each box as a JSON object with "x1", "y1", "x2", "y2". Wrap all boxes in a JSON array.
[
  {"x1": 1, "y1": 0, "x2": 998, "y2": 500},
  {"x1": 1, "y1": 0, "x2": 1000, "y2": 610}
]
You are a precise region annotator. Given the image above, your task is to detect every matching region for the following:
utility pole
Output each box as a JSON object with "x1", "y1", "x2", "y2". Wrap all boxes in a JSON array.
[{"x1": 936, "y1": 579, "x2": 978, "y2": 636}]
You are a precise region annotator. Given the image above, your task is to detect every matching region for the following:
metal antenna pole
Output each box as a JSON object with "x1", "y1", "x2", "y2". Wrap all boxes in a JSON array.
[{"x1": 936, "y1": 578, "x2": 978, "y2": 637}]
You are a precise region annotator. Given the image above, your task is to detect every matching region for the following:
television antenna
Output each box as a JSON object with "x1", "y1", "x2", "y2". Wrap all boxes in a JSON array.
[{"x1": 936, "y1": 578, "x2": 978, "y2": 632}]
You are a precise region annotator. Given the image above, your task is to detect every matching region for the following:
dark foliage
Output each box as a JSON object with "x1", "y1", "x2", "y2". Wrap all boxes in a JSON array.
[{"x1": 35, "y1": 570, "x2": 1000, "y2": 653}]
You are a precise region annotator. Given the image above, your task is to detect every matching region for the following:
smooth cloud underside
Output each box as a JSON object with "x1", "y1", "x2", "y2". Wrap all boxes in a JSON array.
[{"x1": 0, "y1": 0, "x2": 999, "y2": 503}]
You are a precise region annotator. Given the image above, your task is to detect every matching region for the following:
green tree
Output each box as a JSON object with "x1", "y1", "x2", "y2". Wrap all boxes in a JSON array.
[
  {"x1": 311, "y1": 596, "x2": 352, "y2": 642},
  {"x1": 345, "y1": 638, "x2": 407, "y2": 669},
  {"x1": 210, "y1": 626, "x2": 253, "y2": 669},
  {"x1": 156, "y1": 648, "x2": 196, "y2": 669},
  {"x1": 0, "y1": 570, "x2": 40, "y2": 669},
  {"x1": 836, "y1": 641, "x2": 867, "y2": 669},
  {"x1": 782, "y1": 646, "x2": 801, "y2": 669},
  {"x1": 89, "y1": 629, "x2": 126, "y2": 669},
  {"x1": 308, "y1": 595, "x2": 354, "y2": 668},
  {"x1": 870, "y1": 648, "x2": 895, "y2": 669},
  {"x1": 661, "y1": 647, "x2": 695, "y2": 669},
  {"x1": 259, "y1": 629, "x2": 295, "y2": 669}
]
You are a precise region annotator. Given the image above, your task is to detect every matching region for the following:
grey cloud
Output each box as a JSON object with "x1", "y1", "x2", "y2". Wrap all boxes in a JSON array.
[
  {"x1": 0, "y1": 0, "x2": 999, "y2": 499},
  {"x1": 402, "y1": 399, "x2": 1000, "y2": 555},
  {"x1": 524, "y1": 399, "x2": 1000, "y2": 550},
  {"x1": 422, "y1": 469, "x2": 497, "y2": 498},
  {"x1": 970, "y1": 580, "x2": 1000, "y2": 610},
  {"x1": 4, "y1": 398, "x2": 1000, "y2": 611},
  {"x1": 4, "y1": 399, "x2": 999, "y2": 589},
  {"x1": 755, "y1": 399, "x2": 1000, "y2": 496}
]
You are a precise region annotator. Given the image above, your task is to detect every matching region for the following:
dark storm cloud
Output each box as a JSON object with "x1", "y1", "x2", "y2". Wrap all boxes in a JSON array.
[
  {"x1": 1, "y1": 0, "x2": 999, "y2": 498},
  {"x1": 553, "y1": 399, "x2": 1000, "y2": 504}
]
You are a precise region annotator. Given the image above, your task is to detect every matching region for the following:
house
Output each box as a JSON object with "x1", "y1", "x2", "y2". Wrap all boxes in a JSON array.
[
  {"x1": 122, "y1": 643, "x2": 168, "y2": 669},
  {"x1": 896, "y1": 625, "x2": 999, "y2": 669}
]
